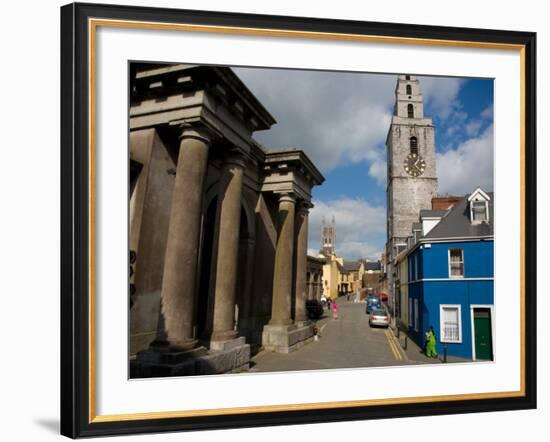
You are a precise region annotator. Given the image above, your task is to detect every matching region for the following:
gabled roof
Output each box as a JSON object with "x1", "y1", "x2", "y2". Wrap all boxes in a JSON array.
[
  {"x1": 423, "y1": 192, "x2": 494, "y2": 240},
  {"x1": 342, "y1": 261, "x2": 362, "y2": 272},
  {"x1": 419, "y1": 209, "x2": 448, "y2": 218},
  {"x1": 364, "y1": 261, "x2": 382, "y2": 271}
]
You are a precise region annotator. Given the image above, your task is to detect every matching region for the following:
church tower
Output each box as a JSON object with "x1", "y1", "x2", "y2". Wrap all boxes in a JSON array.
[
  {"x1": 386, "y1": 75, "x2": 438, "y2": 295},
  {"x1": 320, "y1": 216, "x2": 336, "y2": 256}
]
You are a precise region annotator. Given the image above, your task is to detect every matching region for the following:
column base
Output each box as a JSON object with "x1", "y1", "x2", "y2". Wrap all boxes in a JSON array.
[
  {"x1": 261, "y1": 323, "x2": 314, "y2": 354},
  {"x1": 130, "y1": 337, "x2": 250, "y2": 378}
]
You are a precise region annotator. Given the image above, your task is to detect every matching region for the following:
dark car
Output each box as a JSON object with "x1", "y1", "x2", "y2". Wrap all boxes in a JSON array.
[
  {"x1": 366, "y1": 295, "x2": 382, "y2": 314},
  {"x1": 306, "y1": 299, "x2": 324, "y2": 319}
]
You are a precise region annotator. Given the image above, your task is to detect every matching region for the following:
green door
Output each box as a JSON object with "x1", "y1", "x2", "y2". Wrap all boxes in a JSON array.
[{"x1": 474, "y1": 308, "x2": 493, "y2": 360}]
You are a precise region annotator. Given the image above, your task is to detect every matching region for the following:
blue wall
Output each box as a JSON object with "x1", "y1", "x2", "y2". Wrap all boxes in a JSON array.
[{"x1": 407, "y1": 240, "x2": 494, "y2": 359}]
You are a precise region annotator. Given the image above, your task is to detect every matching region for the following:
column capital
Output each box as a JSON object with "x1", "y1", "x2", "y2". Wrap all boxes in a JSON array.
[
  {"x1": 277, "y1": 192, "x2": 296, "y2": 205},
  {"x1": 177, "y1": 123, "x2": 212, "y2": 145},
  {"x1": 297, "y1": 200, "x2": 314, "y2": 215},
  {"x1": 222, "y1": 150, "x2": 247, "y2": 169}
]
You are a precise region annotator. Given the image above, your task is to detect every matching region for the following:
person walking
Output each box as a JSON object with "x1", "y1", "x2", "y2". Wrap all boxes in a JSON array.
[
  {"x1": 332, "y1": 301, "x2": 338, "y2": 320},
  {"x1": 425, "y1": 326, "x2": 438, "y2": 358}
]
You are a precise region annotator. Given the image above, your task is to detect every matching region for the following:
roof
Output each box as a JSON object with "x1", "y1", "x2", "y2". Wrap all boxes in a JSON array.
[
  {"x1": 341, "y1": 261, "x2": 361, "y2": 273},
  {"x1": 423, "y1": 192, "x2": 494, "y2": 240},
  {"x1": 364, "y1": 261, "x2": 381, "y2": 271},
  {"x1": 419, "y1": 209, "x2": 448, "y2": 218}
]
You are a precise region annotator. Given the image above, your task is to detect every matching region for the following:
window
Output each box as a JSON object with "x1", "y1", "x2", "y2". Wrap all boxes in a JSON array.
[
  {"x1": 471, "y1": 200, "x2": 488, "y2": 223},
  {"x1": 408, "y1": 298, "x2": 413, "y2": 327},
  {"x1": 410, "y1": 136, "x2": 418, "y2": 155},
  {"x1": 440, "y1": 305, "x2": 462, "y2": 343},
  {"x1": 405, "y1": 75, "x2": 410, "y2": 80},
  {"x1": 407, "y1": 103, "x2": 414, "y2": 118},
  {"x1": 406, "y1": 84, "x2": 412, "y2": 95},
  {"x1": 449, "y1": 248, "x2": 464, "y2": 277},
  {"x1": 414, "y1": 299, "x2": 419, "y2": 332},
  {"x1": 414, "y1": 254, "x2": 418, "y2": 280}
]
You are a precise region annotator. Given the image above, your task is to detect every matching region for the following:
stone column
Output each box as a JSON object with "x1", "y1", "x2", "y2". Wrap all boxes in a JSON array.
[
  {"x1": 294, "y1": 202, "x2": 310, "y2": 323},
  {"x1": 269, "y1": 193, "x2": 296, "y2": 326},
  {"x1": 210, "y1": 153, "x2": 246, "y2": 345},
  {"x1": 158, "y1": 126, "x2": 211, "y2": 351}
]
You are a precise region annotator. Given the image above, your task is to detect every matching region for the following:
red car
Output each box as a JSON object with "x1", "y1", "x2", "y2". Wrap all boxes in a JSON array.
[{"x1": 378, "y1": 293, "x2": 388, "y2": 302}]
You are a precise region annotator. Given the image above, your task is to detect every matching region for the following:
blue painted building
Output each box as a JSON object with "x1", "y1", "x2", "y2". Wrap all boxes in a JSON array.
[{"x1": 404, "y1": 188, "x2": 494, "y2": 361}]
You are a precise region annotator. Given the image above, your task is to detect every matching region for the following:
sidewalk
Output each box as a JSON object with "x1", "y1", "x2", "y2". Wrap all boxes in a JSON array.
[{"x1": 390, "y1": 324, "x2": 470, "y2": 364}]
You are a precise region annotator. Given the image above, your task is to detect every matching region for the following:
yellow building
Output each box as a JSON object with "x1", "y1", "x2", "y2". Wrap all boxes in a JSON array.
[{"x1": 321, "y1": 255, "x2": 365, "y2": 299}]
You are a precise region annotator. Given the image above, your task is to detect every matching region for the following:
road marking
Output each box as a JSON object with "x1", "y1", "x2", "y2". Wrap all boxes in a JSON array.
[
  {"x1": 385, "y1": 329, "x2": 402, "y2": 361},
  {"x1": 320, "y1": 323, "x2": 327, "y2": 334}
]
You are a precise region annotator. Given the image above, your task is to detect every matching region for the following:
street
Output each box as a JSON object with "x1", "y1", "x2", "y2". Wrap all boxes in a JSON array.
[{"x1": 250, "y1": 299, "x2": 419, "y2": 373}]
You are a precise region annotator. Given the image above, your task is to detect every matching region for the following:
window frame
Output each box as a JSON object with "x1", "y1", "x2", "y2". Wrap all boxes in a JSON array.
[
  {"x1": 448, "y1": 247, "x2": 464, "y2": 278},
  {"x1": 407, "y1": 103, "x2": 414, "y2": 118},
  {"x1": 439, "y1": 304, "x2": 463, "y2": 343},
  {"x1": 410, "y1": 136, "x2": 418, "y2": 155},
  {"x1": 471, "y1": 199, "x2": 489, "y2": 224}
]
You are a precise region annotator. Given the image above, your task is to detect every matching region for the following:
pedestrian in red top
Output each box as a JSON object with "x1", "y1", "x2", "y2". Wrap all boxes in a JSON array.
[{"x1": 332, "y1": 301, "x2": 338, "y2": 319}]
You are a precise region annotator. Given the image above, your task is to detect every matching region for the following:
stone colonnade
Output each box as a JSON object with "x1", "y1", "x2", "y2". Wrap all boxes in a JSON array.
[
  {"x1": 156, "y1": 124, "x2": 314, "y2": 354},
  {"x1": 306, "y1": 272, "x2": 323, "y2": 301}
]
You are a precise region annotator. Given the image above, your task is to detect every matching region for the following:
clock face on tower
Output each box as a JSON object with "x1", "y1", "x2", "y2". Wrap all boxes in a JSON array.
[{"x1": 403, "y1": 153, "x2": 426, "y2": 177}]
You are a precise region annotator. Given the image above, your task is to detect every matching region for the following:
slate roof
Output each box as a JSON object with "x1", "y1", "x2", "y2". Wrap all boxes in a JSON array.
[
  {"x1": 419, "y1": 209, "x2": 448, "y2": 218},
  {"x1": 364, "y1": 261, "x2": 382, "y2": 271},
  {"x1": 342, "y1": 261, "x2": 362, "y2": 273},
  {"x1": 423, "y1": 192, "x2": 494, "y2": 240}
]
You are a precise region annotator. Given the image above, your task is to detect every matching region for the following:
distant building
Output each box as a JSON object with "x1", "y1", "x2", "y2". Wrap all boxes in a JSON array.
[
  {"x1": 362, "y1": 260, "x2": 382, "y2": 293},
  {"x1": 340, "y1": 260, "x2": 365, "y2": 294},
  {"x1": 400, "y1": 187, "x2": 494, "y2": 360},
  {"x1": 318, "y1": 219, "x2": 365, "y2": 298}
]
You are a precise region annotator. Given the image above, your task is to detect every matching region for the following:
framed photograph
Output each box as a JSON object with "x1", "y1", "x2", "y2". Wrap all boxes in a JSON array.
[{"x1": 60, "y1": 2, "x2": 537, "y2": 438}]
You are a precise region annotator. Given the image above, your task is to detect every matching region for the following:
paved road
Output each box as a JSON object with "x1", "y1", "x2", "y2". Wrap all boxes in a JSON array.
[{"x1": 250, "y1": 299, "x2": 419, "y2": 373}]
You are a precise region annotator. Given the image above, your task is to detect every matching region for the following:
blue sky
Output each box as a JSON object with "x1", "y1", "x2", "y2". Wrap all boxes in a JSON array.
[{"x1": 234, "y1": 67, "x2": 494, "y2": 260}]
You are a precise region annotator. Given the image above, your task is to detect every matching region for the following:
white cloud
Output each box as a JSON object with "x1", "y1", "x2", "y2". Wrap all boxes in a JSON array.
[
  {"x1": 481, "y1": 105, "x2": 493, "y2": 120},
  {"x1": 308, "y1": 197, "x2": 385, "y2": 260},
  {"x1": 234, "y1": 67, "x2": 396, "y2": 172},
  {"x1": 436, "y1": 125, "x2": 494, "y2": 195},
  {"x1": 419, "y1": 76, "x2": 465, "y2": 121},
  {"x1": 465, "y1": 119, "x2": 482, "y2": 137},
  {"x1": 368, "y1": 156, "x2": 387, "y2": 187}
]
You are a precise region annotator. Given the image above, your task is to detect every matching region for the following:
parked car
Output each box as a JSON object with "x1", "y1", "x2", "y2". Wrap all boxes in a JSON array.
[
  {"x1": 306, "y1": 299, "x2": 324, "y2": 319},
  {"x1": 379, "y1": 293, "x2": 388, "y2": 303},
  {"x1": 369, "y1": 307, "x2": 389, "y2": 328},
  {"x1": 366, "y1": 295, "x2": 381, "y2": 314}
]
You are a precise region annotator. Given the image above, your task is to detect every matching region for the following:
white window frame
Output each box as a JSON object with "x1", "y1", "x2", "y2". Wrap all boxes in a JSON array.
[
  {"x1": 470, "y1": 200, "x2": 489, "y2": 224},
  {"x1": 440, "y1": 304, "x2": 463, "y2": 343},
  {"x1": 414, "y1": 299, "x2": 419, "y2": 332},
  {"x1": 448, "y1": 248, "x2": 464, "y2": 278}
]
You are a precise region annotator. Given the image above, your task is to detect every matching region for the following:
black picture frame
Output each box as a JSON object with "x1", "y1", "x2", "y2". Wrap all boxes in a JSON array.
[{"x1": 60, "y1": 2, "x2": 537, "y2": 438}]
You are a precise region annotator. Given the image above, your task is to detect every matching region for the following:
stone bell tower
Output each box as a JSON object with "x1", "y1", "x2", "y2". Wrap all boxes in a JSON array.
[
  {"x1": 320, "y1": 216, "x2": 336, "y2": 256},
  {"x1": 386, "y1": 75, "x2": 438, "y2": 304}
]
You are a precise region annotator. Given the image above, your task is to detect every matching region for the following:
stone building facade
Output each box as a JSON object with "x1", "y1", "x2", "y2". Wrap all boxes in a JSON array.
[
  {"x1": 129, "y1": 64, "x2": 324, "y2": 377},
  {"x1": 306, "y1": 256, "x2": 325, "y2": 301},
  {"x1": 386, "y1": 75, "x2": 438, "y2": 314}
]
